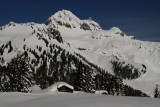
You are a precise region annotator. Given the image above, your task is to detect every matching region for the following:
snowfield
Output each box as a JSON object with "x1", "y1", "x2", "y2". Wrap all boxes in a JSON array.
[{"x1": 0, "y1": 92, "x2": 160, "y2": 107}]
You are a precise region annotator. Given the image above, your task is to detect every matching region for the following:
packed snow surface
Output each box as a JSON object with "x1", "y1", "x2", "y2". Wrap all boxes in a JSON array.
[{"x1": 0, "y1": 92, "x2": 160, "y2": 107}]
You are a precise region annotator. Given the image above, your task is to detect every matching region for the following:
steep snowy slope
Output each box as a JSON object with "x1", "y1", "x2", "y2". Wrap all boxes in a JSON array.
[
  {"x1": 45, "y1": 10, "x2": 160, "y2": 96},
  {"x1": 0, "y1": 22, "x2": 48, "y2": 62}
]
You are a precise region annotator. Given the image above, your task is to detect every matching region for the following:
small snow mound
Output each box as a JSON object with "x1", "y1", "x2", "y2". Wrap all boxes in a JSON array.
[
  {"x1": 7, "y1": 21, "x2": 16, "y2": 26},
  {"x1": 8, "y1": 21, "x2": 16, "y2": 24},
  {"x1": 88, "y1": 17, "x2": 93, "y2": 21},
  {"x1": 95, "y1": 90, "x2": 108, "y2": 95},
  {"x1": 110, "y1": 27, "x2": 122, "y2": 33},
  {"x1": 31, "y1": 85, "x2": 41, "y2": 92}
]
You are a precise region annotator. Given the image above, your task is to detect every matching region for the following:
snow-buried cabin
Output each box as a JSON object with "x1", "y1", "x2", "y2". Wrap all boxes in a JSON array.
[{"x1": 46, "y1": 82, "x2": 74, "y2": 93}]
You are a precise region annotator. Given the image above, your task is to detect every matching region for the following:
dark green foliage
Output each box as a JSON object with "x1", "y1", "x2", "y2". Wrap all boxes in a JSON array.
[
  {"x1": 124, "y1": 85, "x2": 149, "y2": 97},
  {"x1": 0, "y1": 54, "x2": 34, "y2": 92},
  {"x1": 48, "y1": 28, "x2": 63, "y2": 43},
  {"x1": 0, "y1": 41, "x2": 13, "y2": 55},
  {"x1": 0, "y1": 65, "x2": 10, "y2": 91},
  {"x1": 94, "y1": 70, "x2": 124, "y2": 95},
  {"x1": 30, "y1": 45, "x2": 147, "y2": 96},
  {"x1": 8, "y1": 41, "x2": 13, "y2": 53},
  {"x1": 36, "y1": 58, "x2": 49, "y2": 89},
  {"x1": 0, "y1": 45, "x2": 4, "y2": 55},
  {"x1": 154, "y1": 84, "x2": 160, "y2": 98},
  {"x1": 0, "y1": 57, "x2": 5, "y2": 64},
  {"x1": 23, "y1": 44, "x2": 26, "y2": 50},
  {"x1": 42, "y1": 38, "x2": 49, "y2": 47},
  {"x1": 111, "y1": 61, "x2": 146, "y2": 79},
  {"x1": 0, "y1": 42, "x2": 149, "y2": 97},
  {"x1": 24, "y1": 51, "x2": 28, "y2": 57},
  {"x1": 31, "y1": 49, "x2": 39, "y2": 59}
]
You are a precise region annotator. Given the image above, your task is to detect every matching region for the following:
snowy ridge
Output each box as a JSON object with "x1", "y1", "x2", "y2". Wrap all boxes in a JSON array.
[{"x1": 91, "y1": 27, "x2": 132, "y2": 39}]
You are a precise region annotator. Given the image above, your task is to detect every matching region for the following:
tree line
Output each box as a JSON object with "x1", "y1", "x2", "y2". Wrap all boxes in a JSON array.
[{"x1": 0, "y1": 44, "x2": 149, "y2": 97}]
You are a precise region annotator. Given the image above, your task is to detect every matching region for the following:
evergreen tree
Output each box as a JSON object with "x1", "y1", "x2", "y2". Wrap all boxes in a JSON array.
[
  {"x1": 74, "y1": 61, "x2": 84, "y2": 91},
  {"x1": 36, "y1": 58, "x2": 49, "y2": 89},
  {"x1": 154, "y1": 84, "x2": 159, "y2": 98},
  {"x1": 0, "y1": 66, "x2": 10, "y2": 91},
  {"x1": 6, "y1": 54, "x2": 34, "y2": 92},
  {"x1": 84, "y1": 67, "x2": 95, "y2": 92},
  {"x1": 8, "y1": 41, "x2": 13, "y2": 53}
]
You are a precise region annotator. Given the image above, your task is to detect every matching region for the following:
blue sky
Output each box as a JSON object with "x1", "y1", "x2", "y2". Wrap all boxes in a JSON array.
[{"x1": 0, "y1": 0, "x2": 160, "y2": 41}]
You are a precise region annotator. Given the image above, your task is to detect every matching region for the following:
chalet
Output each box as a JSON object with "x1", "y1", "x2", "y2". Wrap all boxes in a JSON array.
[
  {"x1": 56, "y1": 82, "x2": 74, "y2": 93},
  {"x1": 57, "y1": 85, "x2": 73, "y2": 93},
  {"x1": 45, "y1": 82, "x2": 74, "y2": 93}
]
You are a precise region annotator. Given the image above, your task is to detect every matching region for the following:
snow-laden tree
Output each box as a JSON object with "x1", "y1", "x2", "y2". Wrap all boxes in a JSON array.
[
  {"x1": 0, "y1": 65, "x2": 10, "y2": 91},
  {"x1": 154, "y1": 84, "x2": 159, "y2": 98},
  {"x1": 6, "y1": 54, "x2": 34, "y2": 92}
]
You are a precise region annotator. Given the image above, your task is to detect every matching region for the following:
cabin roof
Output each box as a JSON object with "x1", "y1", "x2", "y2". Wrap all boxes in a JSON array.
[
  {"x1": 56, "y1": 82, "x2": 74, "y2": 90},
  {"x1": 44, "y1": 82, "x2": 74, "y2": 92}
]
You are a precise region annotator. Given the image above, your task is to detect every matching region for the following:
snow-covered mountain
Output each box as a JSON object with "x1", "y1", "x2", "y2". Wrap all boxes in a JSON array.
[
  {"x1": 44, "y1": 10, "x2": 160, "y2": 96},
  {"x1": 0, "y1": 9, "x2": 160, "y2": 96},
  {"x1": 0, "y1": 19, "x2": 128, "y2": 95}
]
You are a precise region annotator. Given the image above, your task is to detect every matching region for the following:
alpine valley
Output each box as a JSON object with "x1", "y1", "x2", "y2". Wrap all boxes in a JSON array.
[{"x1": 0, "y1": 10, "x2": 160, "y2": 97}]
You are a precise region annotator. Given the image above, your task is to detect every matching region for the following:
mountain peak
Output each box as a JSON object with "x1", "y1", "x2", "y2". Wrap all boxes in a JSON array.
[
  {"x1": 45, "y1": 10, "x2": 101, "y2": 31},
  {"x1": 48, "y1": 9, "x2": 80, "y2": 23}
]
